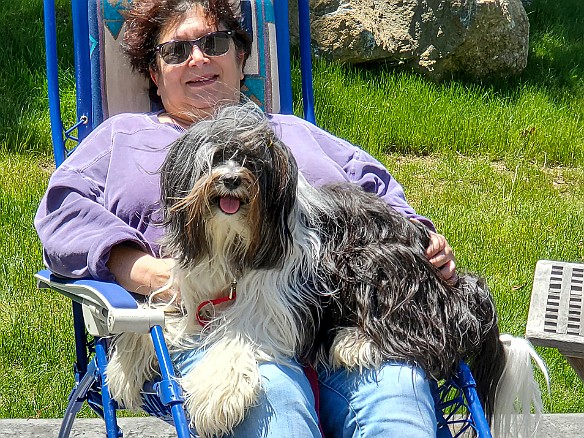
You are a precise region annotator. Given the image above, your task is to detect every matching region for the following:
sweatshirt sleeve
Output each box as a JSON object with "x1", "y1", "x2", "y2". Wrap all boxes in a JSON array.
[
  {"x1": 272, "y1": 115, "x2": 436, "y2": 231},
  {"x1": 34, "y1": 120, "x2": 154, "y2": 281},
  {"x1": 342, "y1": 147, "x2": 436, "y2": 231}
]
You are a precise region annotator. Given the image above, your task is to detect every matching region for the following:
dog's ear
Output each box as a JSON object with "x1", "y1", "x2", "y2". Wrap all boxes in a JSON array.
[
  {"x1": 159, "y1": 134, "x2": 213, "y2": 266},
  {"x1": 250, "y1": 139, "x2": 299, "y2": 269}
]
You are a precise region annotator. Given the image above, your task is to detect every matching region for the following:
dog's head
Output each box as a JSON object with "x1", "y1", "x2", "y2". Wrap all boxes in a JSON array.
[{"x1": 160, "y1": 103, "x2": 299, "y2": 274}]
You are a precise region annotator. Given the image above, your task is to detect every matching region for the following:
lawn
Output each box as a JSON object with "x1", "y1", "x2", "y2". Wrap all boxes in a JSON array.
[{"x1": 1, "y1": 0, "x2": 583, "y2": 418}]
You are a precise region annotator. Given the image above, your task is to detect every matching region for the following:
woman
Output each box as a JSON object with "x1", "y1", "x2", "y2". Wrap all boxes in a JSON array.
[{"x1": 35, "y1": 0, "x2": 455, "y2": 436}]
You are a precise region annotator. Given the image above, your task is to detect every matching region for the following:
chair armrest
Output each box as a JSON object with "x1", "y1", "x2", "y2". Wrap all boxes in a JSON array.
[{"x1": 35, "y1": 269, "x2": 165, "y2": 336}]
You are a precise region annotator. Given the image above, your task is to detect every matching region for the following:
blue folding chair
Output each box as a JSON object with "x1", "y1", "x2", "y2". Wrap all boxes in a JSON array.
[{"x1": 38, "y1": 0, "x2": 492, "y2": 437}]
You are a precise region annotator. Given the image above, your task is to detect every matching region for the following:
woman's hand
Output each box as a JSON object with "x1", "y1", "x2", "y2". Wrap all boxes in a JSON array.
[
  {"x1": 106, "y1": 244, "x2": 177, "y2": 302},
  {"x1": 425, "y1": 232, "x2": 457, "y2": 283}
]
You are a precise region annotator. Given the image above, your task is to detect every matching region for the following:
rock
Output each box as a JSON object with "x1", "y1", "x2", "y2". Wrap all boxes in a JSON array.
[{"x1": 291, "y1": 0, "x2": 530, "y2": 80}]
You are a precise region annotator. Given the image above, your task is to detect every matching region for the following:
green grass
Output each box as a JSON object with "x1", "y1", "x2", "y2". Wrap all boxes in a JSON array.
[
  {"x1": 293, "y1": 2, "x2": 584, "y2": 165},
  {"x1": 0, "y1": 0, "x2": 75, "y2": 155},
  {"x1": 296, "y1": 55, "x2": 584, "y2": 165},
  {"x1": 0, "y1": 154, "x2": 78, "y2": 418},
  {"x1": 384, "y1": 154, "x2": 584, "y2": 412},
  {"x1": 0, "y1": 0, "x2": 81, "y2": 417},
  {"x1": 1, "y1": 0, "x2": 584, "y2": 419}
]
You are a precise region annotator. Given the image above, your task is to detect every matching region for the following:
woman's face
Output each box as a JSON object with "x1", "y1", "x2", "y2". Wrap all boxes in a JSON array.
[{"x1": 150, "y1": 6, "x2": 245, "y2": 123}]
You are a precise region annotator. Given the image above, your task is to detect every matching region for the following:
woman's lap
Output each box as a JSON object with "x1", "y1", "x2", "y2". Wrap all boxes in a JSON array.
[
  {"x1": 237, "y1": 362, "x2": 322, "y2": 437},
  {"x1": 172, "y1": 350, "x2": 321, "y2": 437},
  {"x1": 172, "y1": 349, "x2": 435, "y2": 437}
]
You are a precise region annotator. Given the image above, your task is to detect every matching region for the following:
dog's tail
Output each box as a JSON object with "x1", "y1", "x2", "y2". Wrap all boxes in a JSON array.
[
  {"x1": 472, "y1": 331, "x2": 549, "y2": 437},
  {"x1": 492, "y1": 334, "x2": 549, "y2": 437}
]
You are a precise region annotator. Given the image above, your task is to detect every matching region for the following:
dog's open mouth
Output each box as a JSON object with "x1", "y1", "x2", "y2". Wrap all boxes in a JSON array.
[{"x1": 218, "y1": 196, "x2": 242, "y2": 214}]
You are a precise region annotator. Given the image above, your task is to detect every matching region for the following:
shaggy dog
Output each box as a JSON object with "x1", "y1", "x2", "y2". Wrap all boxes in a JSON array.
[
  {"x1": 106, "y1": 103, "x2": 546, "y2": 438},
  {"x1": 106, "y1": 104, "x2": 322, "y2": 437}
]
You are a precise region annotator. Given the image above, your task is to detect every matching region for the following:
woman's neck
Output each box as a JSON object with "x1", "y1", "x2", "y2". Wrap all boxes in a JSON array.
[
  {"x1": 160, "y1": 108, "x2": 217, "y2": 129},
  {"x1": 158, "y1": 112, "x2": 194, "y2": 129}
]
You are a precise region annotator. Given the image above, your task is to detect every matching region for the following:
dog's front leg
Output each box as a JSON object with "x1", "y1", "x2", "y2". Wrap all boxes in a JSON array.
[
  {"x1": 180, "y1": 337, "x2": 261, "y2": 437},
  {"x1": 106, "y1": 332, "x2": 158, "y2": 410}
]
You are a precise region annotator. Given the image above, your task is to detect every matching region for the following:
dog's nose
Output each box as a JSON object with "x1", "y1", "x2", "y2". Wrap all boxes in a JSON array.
[{"x1": 221, "y1": 175, "x2": 241, "y2": 190}]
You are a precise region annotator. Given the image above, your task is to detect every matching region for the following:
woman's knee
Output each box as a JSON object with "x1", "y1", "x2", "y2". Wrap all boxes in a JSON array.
[
  {"x1": 231, "y1": 361, "x2": 321, "y2": 437},
  {"x1": 318, "y1": 363, "x2": 436, "y2": 438}
]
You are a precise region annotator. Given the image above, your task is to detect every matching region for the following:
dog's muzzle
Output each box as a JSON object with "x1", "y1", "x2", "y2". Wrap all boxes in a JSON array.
[{"x1": 217, "y1": 173, "x2": 245, "y2": 214}]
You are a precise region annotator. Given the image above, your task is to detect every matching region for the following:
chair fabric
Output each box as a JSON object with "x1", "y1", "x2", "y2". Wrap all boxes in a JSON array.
[{"x1": 88, "y1": 0, "x2": 280, "y2": 127}]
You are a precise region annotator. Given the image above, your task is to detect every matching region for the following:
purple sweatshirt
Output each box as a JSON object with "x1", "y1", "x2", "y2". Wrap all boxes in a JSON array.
[{"x1": 35, "y1": 112, "x2": 434, "y2": 281}]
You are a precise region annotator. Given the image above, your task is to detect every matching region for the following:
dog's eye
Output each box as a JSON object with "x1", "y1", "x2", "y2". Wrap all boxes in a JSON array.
[
  {"x1": 213, "y1": 148, "x2": 241, "y2": 166},
  {"x1": 211, "y1": 154, "x2": 224, "y2": 167}
]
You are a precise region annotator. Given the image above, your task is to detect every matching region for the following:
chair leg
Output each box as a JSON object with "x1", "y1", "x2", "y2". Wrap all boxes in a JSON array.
[
  {"x1": 432, "y1": 361, "x2": 495, "y2": 438},
  {"x1": 455, "y1": 362, "x2": 492, "y2": 438},
  {"x1": 150, "y1": 325, "x2": 191, "y2": 438},
  {"x1": 430, "y1": 379, "x2": 454, "y2": 438},
  {"x1": 95, "y1": 338, "x2": 123, "y2": 438},
  {"x1": 58, "y1": 359, "x2": 100, "y2": 438},
  {"x1": 563, "y1": 354, "x2": 584, "y2": 382}
]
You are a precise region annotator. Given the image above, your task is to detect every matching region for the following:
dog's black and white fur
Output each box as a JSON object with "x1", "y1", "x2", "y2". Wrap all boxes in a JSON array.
[
  {"x1": 303, "y1": 183, "x2": 547, "y2": 436},
  {"x1": 106, "y1": 103, "x2": 546, "y2": 438},
  {"x1": 106, "y1": 104, "x2": 322, "y2": 437}
]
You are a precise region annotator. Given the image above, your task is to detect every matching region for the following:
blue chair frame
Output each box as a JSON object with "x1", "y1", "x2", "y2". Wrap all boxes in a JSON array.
[{"x1": 40, "y1": 1, "x2": 492, "y2": 437}]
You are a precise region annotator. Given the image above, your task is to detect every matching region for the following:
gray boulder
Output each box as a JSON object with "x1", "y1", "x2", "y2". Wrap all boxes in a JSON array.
[{"x1": 291, "y1": 0, "x2": 529, "y2": 80}]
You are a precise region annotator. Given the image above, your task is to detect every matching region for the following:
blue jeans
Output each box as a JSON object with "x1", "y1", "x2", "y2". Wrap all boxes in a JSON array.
[
  {"x1": 173, "y1": 349, "x2": 435, "y2": 437},
  {"x1": 172, "y1": 350, "x2": 321, "y2": 437},
  {"x1": 318, "y1": 364, "x2": 436, "y2": 438}
]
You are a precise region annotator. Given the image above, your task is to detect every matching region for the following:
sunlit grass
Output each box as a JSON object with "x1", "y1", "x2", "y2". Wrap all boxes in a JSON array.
[
  {"x1": 383, "y1": 153, "x2": 584, "y2": 412},
  {"x1": 0, "y1": 154, "x2": 78, "y2": 418},
  {"x1": 293, "y1": 62, "x2": 584, "y2": 165}
]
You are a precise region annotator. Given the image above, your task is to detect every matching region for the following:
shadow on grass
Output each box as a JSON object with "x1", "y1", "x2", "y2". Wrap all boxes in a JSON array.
[{"x1": 328, "y1": 0, "x2": 584, "y2": 103}]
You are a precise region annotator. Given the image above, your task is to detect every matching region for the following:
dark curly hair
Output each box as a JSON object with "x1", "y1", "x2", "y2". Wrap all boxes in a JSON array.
[{"x1": 122, "y1": 0, "x2": 252, "y2": 106}]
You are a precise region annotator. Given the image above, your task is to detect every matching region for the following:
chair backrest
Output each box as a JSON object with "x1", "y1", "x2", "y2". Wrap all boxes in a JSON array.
[{"x1": 43, "y1": 0, "x2": 314, "y2": 167}]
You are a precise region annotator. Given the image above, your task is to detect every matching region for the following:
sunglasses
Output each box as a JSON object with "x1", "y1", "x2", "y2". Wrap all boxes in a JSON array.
[{"x1": 155, "y1": 30, "x2": 235, "y2": 64}]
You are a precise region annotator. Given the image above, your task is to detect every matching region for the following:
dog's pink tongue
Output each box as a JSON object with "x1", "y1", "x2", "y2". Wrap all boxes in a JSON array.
[{"x1": 219, "y1": 196, "x2": 241, "y2": 214}]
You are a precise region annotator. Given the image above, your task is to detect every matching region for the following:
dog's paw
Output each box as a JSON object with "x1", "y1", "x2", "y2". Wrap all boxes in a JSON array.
[
  {"x1": 330, "y1": 327, "x2": 383, "y2": 371},
  {"x1": 181, "y1": 340, "x2": 261, "y2": 437}
]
